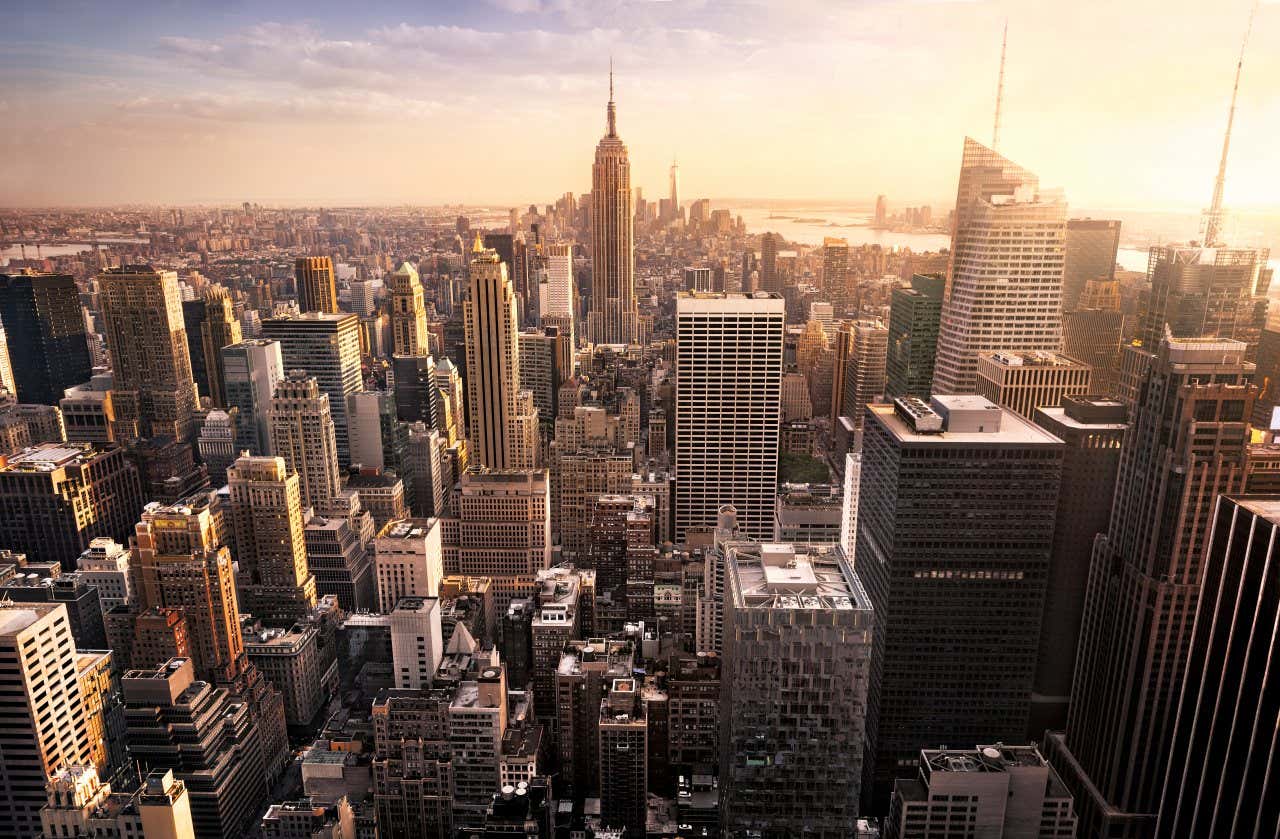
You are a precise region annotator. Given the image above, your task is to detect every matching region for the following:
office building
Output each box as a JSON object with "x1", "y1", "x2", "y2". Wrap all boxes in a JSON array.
[
  {"x1": 220, "y1": 339, "x2": 284, "y2": 455},
  {"x1": 0, "y1": 442, "x2": 142, "y2": 569},
  {"x1": 682, "y1": 266, "x2": 712, "y2": 292},
  {"x1": 586, "y1": 75, "x2": 638, "y2": 345},
  {"x1": 719, "y1": 542, "x2": 873, "y2": 837},
  {"x1": 262, "y1": 312, "x2": 362, "y2": 467},
  {"x1": 390, "y1": 596, "x2": 444, "y2": 690},
  {"x1": 304, "y1": 500, "x2": 377, "y2": 612},
  {"x1": 540, "y1": 241, "x2": 576, "y2": 350},
  {"x1": 885, "y1": 272, "x2": 944, "y2": 401},
  {"x1": 389, "y1": 262, "x2": 430, "y2": 356},
  {"x1": 1157, "y1": 495, "x2": 1280, "y2": 837},
  {"x1": 74, "y1": 537, "x2": 132, "y2": 610},
  {"x1": 370, "y1": 688, "x2": 455, "y2": 839},
  {"x1": 1063, "y1": 298, "x2": 1124, "y2": 397},
  {"x1": 259, "y1": 798, "x2": 355, "y2": 839},
  {"x1": 674, "y1": 292, "x2": 784, "y2": 542},
  {"x1": 121, "y1": 659, "x2": 267, "y2": 839},
  {"x1": 375, "y1": 517, "x2": 444, "y2": 610},
  {"x1": 933, "y1": 139, "x2": 1066, "y2": 395},
  {"x1": 269, "y1": 371, "x2": 342, "y2": 509},
  {"x1": 464, "y1": 238, "x2": 539, "y2": 470},
  {"x1": 0, "y1": 272, "x2": 91, "y2": 405},
  {"x1": 556, "y1": 639, "x2": 635, "y2": 798},
  {"x1": 449, "y1": 659, "x2": 511, "y2": 825},
  {"x1": 518, "y1": 327, "x2": 567, "y2": 426},
  {"x1": 0, "y1": 572, "x2": 109, "y2": 651},
  {"x1": 975, "y1": 350, "x2": 1092, "y2": 420},
  {"x1": 841, "y1": 319, "x2": 889, "y2": 431},
  {"x1": 885, "y1": 745, "x2": 1077, "y2": 839},
  {"x1": 1062, "y1": 218, "x2": 1121, "y2": 311},
  {"x1": 773, "y1": 483, "x2": 843, "y2": 543},
  {"x1": 227, "y1": 454, "x2": 317, "y2": 625},
  {"x1": 446, "y1": 469, "x2": 551, "y2": 613},
  {"x1": 295, "y1": 256, "x2": 338, "y2": 314},
  {"x1": 243, "y1": 621, "x2": 336, "y2": 726},
  {"x1": 195, "y1": 410, "x2": 236, "y2": 484},
  {"x1": 98, "y1": 265, "x2": 199, "y2": 440},
  {"x1": 1046, "y1": 336, "x2": 1255, "y2": 837},
  {"x1": 760, "y1": 232, "x2": 780, "y2": 292},
  {"x1": 599, "y1": 678, "x2": 648, "y2": 837},
  {"x1": 529, "y1": 565, "x2": 590, "y2": 717},
  {"x1": 0, "y1": 602, "x2": 92, "y2": 838},
  {"x1": 198, "y1": 287, "x2": 242, "y2": 408},
  {"x1": 822, "y1": 237, "x2": 850, "y2": 311},
  {"x1": 858, "y1": 395, "x2": 1064, "y2": 803},
  {"x1": 1029, "y1": 396, "x2": 1126, "y2": 736}
]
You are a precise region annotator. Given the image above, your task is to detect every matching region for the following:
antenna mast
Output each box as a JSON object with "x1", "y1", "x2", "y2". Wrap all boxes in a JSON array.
[
  {"x1": 1204, "y1": 0, "x2": 1258, "y2": 247},
  {"x1": 992, "y1": 21, "x2": 1007, "y2": 150}
]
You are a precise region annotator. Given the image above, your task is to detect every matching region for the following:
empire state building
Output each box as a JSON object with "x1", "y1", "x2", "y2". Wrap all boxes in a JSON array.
[{"x1": 587, "y1": 70, "x2": 638, "y2": 345}]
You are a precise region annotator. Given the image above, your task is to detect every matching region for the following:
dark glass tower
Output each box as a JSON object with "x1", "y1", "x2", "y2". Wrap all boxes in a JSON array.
[
  {"x1": 885, "y1": 273, "x2": 944, "y2": 401},
  {"x1": 0, "y1": 272, "x2": 91, "y2": 405}
]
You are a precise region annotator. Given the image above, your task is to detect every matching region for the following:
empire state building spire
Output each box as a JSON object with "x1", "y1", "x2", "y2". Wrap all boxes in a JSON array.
[{"x1": 606, "y1": 58, "x2": 617, "y2": 137}]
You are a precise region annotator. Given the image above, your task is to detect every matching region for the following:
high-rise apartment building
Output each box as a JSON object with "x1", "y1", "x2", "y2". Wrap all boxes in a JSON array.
[
  {"x1": 220, "y1": 339, "x2": 284, "y2": 455},
  {"x1": 98, "y1": 265, "x2": 199, "y2": 440},
  {"x1": 0, "y1": 442, "x2": 142, "y2": 569},
  {"x1": 539, "y1": 242, "x2": 575, "y2": 348},
  {"x1": 858, "y1": 395, "x2": 1064, "y2": 804},
  {"x1": 587, "y1": 74, "x2": 638, "y2": 345},
  {"x1": 518, "y1": 327, "x2": 568, "y2": 425},
  {"x1": 1045, "y1": 336, "x2": 1254, "y2": 837},
  {"x1": 599, "y1": 678, "x2": 648, "y2": 838},
  {"x1": 1062, "y1": 218, "x2": 1121, "y2": 311},
  {"x1": 885, "y1": 745, "x2": 1078, "y2": 839},
  {"x1": 75, "y1": 537, "x2": 132, "y2": 610},
  {"x1": 1028, "y1": 396, "x2": 1126, "y2": 737},
  {"x1": 719, "y1": 542, "x2": 873, "y2": 837},
  {"x1": 227, "y1": 454, "x2": 317, "y2": 625},
  {"x1": 556, "y1": 638, "x2": 635, "y2": 798},
  {"x1": 885, "y1": 272, "x2": 944, "y2": 401},
  {"x1": 121, "y1": 659, "x2": 267, "y2": 839},
  {"x1": 269, "y1": 371, "x2": 342, "y2": 509},
  {"x1": 199, "y1": 287, "x2": 242, "y2": 408},
  {"x1": 1156, "y1": 495, "x2": 1280, "y2": 837},
  {"x1": 0, "y1": 272, "x2": 91, "y2": 406},
  {"x1": 841, "y1": 319, "x2": 889, "y2": 431},
  {"x1": 295, "y1": 256, "x2": 338, "y2": 314},
  {"x1": 445, "y1": 469, "x2": 551, "y2": 615},
  {"x1": 464, "y1": 239, "x2": 539, "y2": 470},
  {"x1": 0, "y1": 602, "x2": 92, "y2": 839},
  {"x1": 261, "y1": 312, "x2": 362, "y2": 467},
  {"x1": 975, "y1": 350, "x2": 1092, "y2": 420},
  {"x1": 304, "y1": 492, "x2": 377, "y2": 612},
  {"x1": 370, "y1": 688, "x2": 455, "y2": 839},
  {"x1": 821, "y1": 237, "x2": 851, "y2": 312},
  {"x1": 759, "y1": 232, "x2": 780, "y2": 293},
  {"x1": 933, "y1": 139, "x2": 1066, "y2": 395},
  {"x1": 389, "y1": 261, "x2": 430, "y2": 356},
  {"x1": 389, "y1": 595, "x2": 443, "y2": 690},
  {"x1": 375, "y1": 517, "x2": 444, "y2": 611},
  {"x1": 674, "y1": 292, "x2": 784, "y2": 542}
]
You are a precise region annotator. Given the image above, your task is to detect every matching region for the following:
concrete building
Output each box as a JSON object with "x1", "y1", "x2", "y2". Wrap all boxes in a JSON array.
[
  {"x1": 933, "y1": 140, "x2": 1066, "y2": 395},
  {"x1": 227, "y1": 454, "x2": 317, "y2": 625},
  {"x1": 530, "y1": 565, "x2": 591, "y2": 719},
  {"x1": 39, "y1": 767, "x2": 198, "y2": 839},
  {"x1": 773, "y1": 483, "x2": 843, "y2": 544},
  {"x1": 388, "y1": 261, "x2": 430, "y2": 356},
  {"x1": 858, "y1": 395, "x2": 1064, "y2": 804},
  {"x1": 304, "y1": 501, "x2": 377, "y2": 612},
  {"x1": 841, "y1": 319, "x2": 889, "y2": 431},
  {"x1": 0, "y1": 442, "x2": 142, "y2": 570},
  {"x1": 556, "y1": 639, "x2": 635, "y2": 800},
  {"x1": 1062, "y1": 303, "x2": 1124, "y2": 397},
  {"x1": 262, "y1": 312, "x2": 362, "y2": 467},
  {"x1": 885, "y1": 745, "x2": 1077, "y2": 838},
  {"x1": 243, "y1": 621, "x2": 337, "y2": 726},
  {"x1": 270, "y1": 371, "x2": 342, "y2": 509},
  {"x1": 976, "y1": 350, "x2": 1092, "y2": 420},
  {"x1": 1028, "y1": 396, "x2": 1125, "y2": 736},
  {"x1": 674, "y1": 292, "x2": 784, "y2": 542},
  {"x1": 719, "y1": 542, "x2": 873, "y2": 838},
  {"x1": 599, "y1": 678, "x2": 648, "y2": 838},
  {"x1": 220, "y1": 339, "x2": 284, "y2": 455},
  {"x1": 0, "y1": 602, "x2": 92, "y2": 838},
  {"x1": 295, "y1": 256, "x2": 338, "y2": 314},
  {"x1": 98, "y1": 265, "x2": 199, "y2": 440},
  {"x1": 375, "y1": 517, "x2": 444, "y2": 611},
  {"x1": 196, "y1": 287, "x2": 242, "y2": 408},
  {"x1": 1046, "y1": 336, "x2": 1255, "y2": 837},
  {"x1": 390, "y1": 596, "x2": 443, "y2": 690},
  {"x1": 449, "y1": 660, "x2": 510, "y2": 825},
  {"x1": 370, "y1": 688, "x2": 455, "y2": 839}
]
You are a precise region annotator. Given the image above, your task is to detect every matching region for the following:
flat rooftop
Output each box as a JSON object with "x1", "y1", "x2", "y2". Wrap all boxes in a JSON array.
[
  {"x1": 727, "y1": 542, "x2": 871, "y2": 612},
  {"x1": 870, "y1": 401, "x2": 1064, "y2": 446}
]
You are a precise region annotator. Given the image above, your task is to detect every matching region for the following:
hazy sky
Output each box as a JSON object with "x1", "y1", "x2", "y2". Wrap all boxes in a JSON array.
[{"x1": 2, "y1": 0, "x2": 1277, "y2": 211}]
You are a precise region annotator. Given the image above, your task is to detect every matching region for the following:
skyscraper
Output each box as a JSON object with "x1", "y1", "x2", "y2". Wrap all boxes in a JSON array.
[
  {"x1": 821, "y1": 237, "x2": 850, "y2": 313},
  {"x1": 0, "y1": 602, "x2": 92, "y2": 839},
  {"x1": 1062, "y1": 218, "x2": 1121, "y2": 311},
  {"x1": 587, "y1": 71, "x2": 638, "y2": 345},
  {"x1": 1045, "y1": 336, "x2": 1254, "y2": 837},
  {"x1": 975, "y1": 350, "x2": 1092, "y2": 420},
  {"x1": 674, "y1": 292, "x2": 784, "y2": 542},
  {"x1": 262, "y1": 312, "x2": 362, "y2": 466},
  {"x1": 227, "y1": 454, "x2": 317, "y2": 625},
  {"x1": 759, "y1": 232, "x2": 780, "y2": 293},
  {"x1": 932, "y1": 139, "x2": 1066, "y2": 395},
  {"x1": 539, "y1": 241, "x2": 575, "y2": 348},
  {"x1": 199, "y1": 287, "x2": 242, "y2": 409},
  {"x1": 719, "y1": 542, "x2": 873, "y2": 837},
  {"x1": 1157, "y1": 495, "x2": 1280, "y2": 837},
  {"x1": 295, "y1": 256, "x2": 338, "y2": 314},
  {"x1": 463, "y1": 238, "x2": 538, "y2": 471},
  {"x1": 0, "y1": 272, "x2": 92, "y2": 406},
  {"x1": 389, "y1": 261, "x2": 430, "y2": 356},
  {"x1": 220, "y1": 339, "x2": 284, "y2": 455},
  {"x1": 858, "y1": 395, "x2": 1064, "y2": 804},
  {"x1": 840, "y1": 319, "x2": 889, "y2": 431},
  {"x1": 269, "y1": 371, "x2": 342, "y2": 509},
  {"x1": 885, "y1": 273, "x2": 944, "y2": 400},
  {"x1": 98, "y1": 265, "x2": 199, "y2": 440}
]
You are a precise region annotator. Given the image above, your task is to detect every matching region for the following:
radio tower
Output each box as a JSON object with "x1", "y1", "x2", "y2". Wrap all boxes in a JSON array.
[
  {"x1": 1203, "y1": 0, "x2": 1258, "y2": 247},
  {"x1": 992, "y1": 21, "x2": 1007, "y2": 151}
]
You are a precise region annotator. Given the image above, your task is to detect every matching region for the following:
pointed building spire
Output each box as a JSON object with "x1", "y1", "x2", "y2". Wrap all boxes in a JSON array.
[
  {"x1": 606, "y1": 57, "x2": 617, "y2": 137},
  {"x1": 1204, "y1": 0, "x2": 1258, "y2": 247},
  {"x1": 992, "y1": 20, "x2": 1007, "y2": 151}
]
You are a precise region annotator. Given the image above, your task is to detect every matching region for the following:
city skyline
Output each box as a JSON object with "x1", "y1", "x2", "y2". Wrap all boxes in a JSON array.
[{"x1": 2, "y1": 0, "x2": 1278, "y2": 211}]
